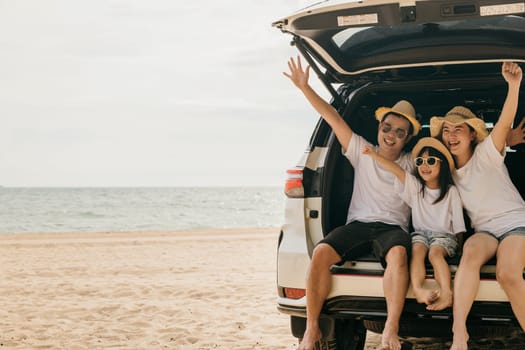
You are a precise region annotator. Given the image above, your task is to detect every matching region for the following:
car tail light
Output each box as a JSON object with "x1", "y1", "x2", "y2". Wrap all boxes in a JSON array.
[
  {"x1": 284, "y1": 287, "x2": 306, "y2": 299},
  {"x1": 285, "y1": 168, "x2": 304, "y2": 198}
]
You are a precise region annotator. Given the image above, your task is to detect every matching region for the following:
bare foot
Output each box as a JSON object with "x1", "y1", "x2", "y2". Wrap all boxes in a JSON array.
[
  {"x1": 450, "y1": 328, "x2": 469, "y2": 350},
  {"x1": 427, "y1": 289, "x2": 452, "y2": 311},
  {"x1": 381, "y1": 324, "x2": 401, "y2": 350},
  {"x1": 298, "y1": 326, "x2": 322, "y2": 350},
  {"x1": 413, "y1": 287, "x2": 439, "y2": 305}
]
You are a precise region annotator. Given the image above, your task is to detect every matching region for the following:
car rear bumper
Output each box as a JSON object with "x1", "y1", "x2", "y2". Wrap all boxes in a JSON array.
[
  {"x1": 278, "y1": 295, "x2": 517, "y2": 323},
  {"x1": 278, "y1": 295, "x2": 519, "y2": 336}
]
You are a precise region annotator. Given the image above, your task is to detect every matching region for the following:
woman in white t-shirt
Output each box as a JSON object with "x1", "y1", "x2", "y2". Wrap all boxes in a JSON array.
[
  {"x1": 430, "y1": 62, "x2": 525, "y2": 350},
  {"x1": 363, "y1": 137, "x2": 465, "y2": 312}
]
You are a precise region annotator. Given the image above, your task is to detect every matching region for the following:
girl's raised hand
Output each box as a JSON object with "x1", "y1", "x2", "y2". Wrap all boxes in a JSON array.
[{"x1": 362, "y1": 145, "x2": 375, "y2": 156}]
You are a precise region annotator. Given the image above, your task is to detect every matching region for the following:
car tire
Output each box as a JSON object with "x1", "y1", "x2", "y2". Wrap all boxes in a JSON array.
[
  {"x1": 297, "y1": 337, "x2": 337, "y2": 350},
  {"x1": 294, "y1": 317, "x2": 366, "y2": 350},
  {"x1": 334, "y1": 319, "x2": 367, "y2": 350}
]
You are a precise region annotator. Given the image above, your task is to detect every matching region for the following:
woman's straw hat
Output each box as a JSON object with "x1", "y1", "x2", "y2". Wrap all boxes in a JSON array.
[
  {"x1": 411, "y1": 137, "x2": 455, "y2": 171},
  {"x1": 375, "y1": 100, "x2": 421, "y2": 136},
  {"x1": 429, "y1": 106, "x2": 489, "y2": 144}
]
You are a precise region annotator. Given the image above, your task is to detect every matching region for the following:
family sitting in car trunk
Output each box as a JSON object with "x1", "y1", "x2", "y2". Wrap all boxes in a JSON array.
[{"x1": 284, "y1": 56, "x2": 525, "y2": 350}]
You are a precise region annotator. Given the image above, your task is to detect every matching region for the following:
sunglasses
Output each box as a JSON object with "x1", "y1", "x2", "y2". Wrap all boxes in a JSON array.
[
  {"x1": 414, "y1": 156, "x2": 442, "y2": 167},
  {"x1": 380, "y1": 122, "x2": 408, "y2": 139}
]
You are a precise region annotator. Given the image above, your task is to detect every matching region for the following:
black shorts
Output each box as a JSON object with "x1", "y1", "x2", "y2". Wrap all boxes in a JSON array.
[{"x1": 319, "y1": 221, "x2": 411, "y2": 267}]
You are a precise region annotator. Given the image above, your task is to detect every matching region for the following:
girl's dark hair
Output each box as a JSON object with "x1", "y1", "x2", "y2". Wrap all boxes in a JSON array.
[{"x1": 413, "y1": 146, "x2": 454, "y2": 204}]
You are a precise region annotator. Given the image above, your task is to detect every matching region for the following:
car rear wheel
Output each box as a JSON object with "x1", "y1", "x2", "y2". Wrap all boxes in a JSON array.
[{"x1": 293, "y1": 316, "x2": 366, "y2": 350}]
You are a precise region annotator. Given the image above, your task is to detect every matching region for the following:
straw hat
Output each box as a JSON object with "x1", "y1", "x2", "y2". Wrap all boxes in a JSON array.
[
  {"x1": 429, "y1": 106, "x2": 489, "y2": 144},
  {"x1": 375, "y1": 100, "x2": 421, "y2": 136},
  {"x1": 411, "y1": 137, "x2": 455, "y2": 171}
]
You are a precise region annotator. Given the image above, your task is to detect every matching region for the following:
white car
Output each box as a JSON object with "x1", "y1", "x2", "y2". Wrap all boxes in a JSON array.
[{"x1": 274, "y1": 1, "x2": 525, "y2": 349}]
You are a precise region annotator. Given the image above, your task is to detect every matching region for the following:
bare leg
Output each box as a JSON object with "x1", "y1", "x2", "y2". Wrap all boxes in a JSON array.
[
  {"x1": 426, "y1": 245, "x2": 452, "y2": 311},
  {"x1": 299, "y1": 243, "x2": 342, "y2": 350},
  {"x1": 410, "y1": 243, "x2": 437, "y2": 305},
  {"x1": 381, "y1": 246, "x2": 409, "y2": 350},
  {"x1": 496, "y1": 235, "x2": 525, "y2": 331},
  {"x1": 450, "y1": 233, "x2": 498, "y2": 350}
]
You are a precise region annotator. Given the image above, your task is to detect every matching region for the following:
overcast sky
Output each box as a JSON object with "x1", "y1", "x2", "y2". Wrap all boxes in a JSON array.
[{"x1": 0, "y1": 0, "x2": 329, "y2": 187}]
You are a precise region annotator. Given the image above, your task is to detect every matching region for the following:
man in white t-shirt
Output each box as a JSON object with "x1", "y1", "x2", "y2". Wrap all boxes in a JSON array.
[{"x1": 284, "y1": 56, "x2": 421, "y2": 350}]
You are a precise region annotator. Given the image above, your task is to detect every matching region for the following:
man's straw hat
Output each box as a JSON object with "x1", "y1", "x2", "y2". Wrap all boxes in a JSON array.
[
  {"x1": 429, "y1": 106, "x2": 488, "y2": 144},
  {"x1": 375, "y1": 100, "x2": 421, "y2": 136},
  {"x1": 411, "y1": 137, "x2": 455, "y2": 171}
]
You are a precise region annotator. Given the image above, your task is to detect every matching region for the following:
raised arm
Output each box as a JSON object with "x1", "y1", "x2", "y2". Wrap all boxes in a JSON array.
[
  {"x1": 284, "y1": 56, "x2": 353, "y2": 152},
  {"x1": 362, "y1": 145, "x2": 406, "y2": 183},
  {"x1": 491, "y1": 62, "x2": 523, "y2": 152}
]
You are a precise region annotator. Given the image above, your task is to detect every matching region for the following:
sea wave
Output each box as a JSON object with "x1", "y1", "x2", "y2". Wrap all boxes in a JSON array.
[{"x1": 0, "y1": 187, "x2": 285, "y2": 233}]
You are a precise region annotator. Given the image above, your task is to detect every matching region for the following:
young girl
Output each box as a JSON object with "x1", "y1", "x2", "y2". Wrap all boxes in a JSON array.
[
  {"x1": 363, "y1": 137, "x2": 465, "y2": 311},
  {"x1": 430, "y1": 61, "x2": 525, "y2": 350}
]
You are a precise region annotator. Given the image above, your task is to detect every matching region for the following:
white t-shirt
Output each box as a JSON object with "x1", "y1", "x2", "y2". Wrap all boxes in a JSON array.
[
  {"x1": 395, "y1": 174, "x2": 465, "y2": 234},
  {"x1": 453, "y1": 136, "x2": 525, "y2": 237},
  {"x1": 343, "y1": 135, "x2": 413, "y2": 232}
]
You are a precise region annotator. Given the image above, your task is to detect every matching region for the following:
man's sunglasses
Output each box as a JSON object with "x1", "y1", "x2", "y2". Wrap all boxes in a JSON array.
[
  {"x1": 414, "y1": 156, "x2": 441, "y2": 167},
  {"x1": 380, "y1": 122, "x2": 408, "y2": 139}
]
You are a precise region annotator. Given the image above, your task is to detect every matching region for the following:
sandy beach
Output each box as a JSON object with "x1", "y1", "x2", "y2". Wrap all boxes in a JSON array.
[{"x1": 0, "y1": 228, "x2": 381, "y2": 349}]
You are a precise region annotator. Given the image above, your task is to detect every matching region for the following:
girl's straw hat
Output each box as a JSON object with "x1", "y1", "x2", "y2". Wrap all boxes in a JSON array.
[
  {"x1": 375, "y1": 100, "x2": 421, "y2": 136},
  {"x1": 411, "y1": 137, "x2": 455, "y2": 171},
  {"x1": 429, "y1": 106, "x2": 489, "y2": 144}
]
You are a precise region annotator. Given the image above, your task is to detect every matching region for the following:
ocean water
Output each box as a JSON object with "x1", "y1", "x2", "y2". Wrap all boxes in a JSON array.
[{"x1": 0, "y1": 187, "x2": 285, "y2": 233}]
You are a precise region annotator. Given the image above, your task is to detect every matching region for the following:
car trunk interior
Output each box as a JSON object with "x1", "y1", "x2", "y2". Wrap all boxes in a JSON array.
[{"x1": 320, "y1": 67, "x2": 525, "y2": 261}]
